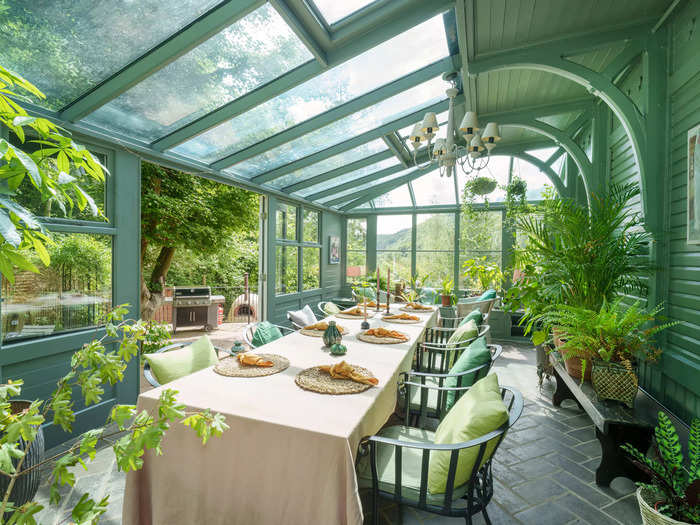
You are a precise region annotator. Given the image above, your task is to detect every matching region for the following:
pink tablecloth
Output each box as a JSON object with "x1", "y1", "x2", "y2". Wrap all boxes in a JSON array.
[{"x1": 122, "y1": 306, "x2": 437, "y2": 525}]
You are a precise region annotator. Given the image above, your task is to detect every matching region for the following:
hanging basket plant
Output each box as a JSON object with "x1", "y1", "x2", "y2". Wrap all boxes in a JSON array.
[
  {"x1": 503, "y1": 176, "x2": 528, "y2": 219},
  {"x1": 462, "y1": 175, "x2": 498, "y2": 215}
]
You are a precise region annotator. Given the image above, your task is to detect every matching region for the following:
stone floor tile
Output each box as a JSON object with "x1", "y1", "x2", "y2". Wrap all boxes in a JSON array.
[
  {"x1": 514, "y1": 500, "x2": 577, "y2": 524},
  {"x1": 545, "y1": 453, "x2": 595, "y2": 483},
  {"x1": 491, "y1": 479, "x2": 531, "y2": 514},
  {"x1": 509, "y1": 456, "x2": 561, "y2": 479},
  {"x1": 554, "y1": 493, "x2": 621, "y2": 524},
  {"x1": 574, "y1": 439, "x2": 602, "y2": 458},
  {"x1": 595, "y1": 477, "x2": 638, "y2": 499},
  {"x1": 600, "y1": 493, "x2": 641, "y2": 524},
  {"x1": 566, "y1": 426, "x2": 596, "y2": 442},
  {"x1": 512, "y1": 477, "x2": 567, "y2": 505},
  {"x1": 561, "y1": 414, "x2": 595, "y2": 429},
  {"x1": 580, "y1": 457, "x2": 600, "y2": 472},
  {"x1": 550, "y1": 470, "x2": 612, "y2": 507},
  {"x1": 491, "y1": 460, "x2": 528, "y2": 487}
]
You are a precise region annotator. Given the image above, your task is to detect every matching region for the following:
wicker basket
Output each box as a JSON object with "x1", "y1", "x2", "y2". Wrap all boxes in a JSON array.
[
  {"x1": 637, "y1": 487, "x2": 690, "y2": 525},
  {"x1": 591, "y1": 360, "x2": 638, "y2": 408}
]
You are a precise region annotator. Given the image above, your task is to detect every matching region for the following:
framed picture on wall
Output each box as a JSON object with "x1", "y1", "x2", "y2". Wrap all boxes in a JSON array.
[
  {"x1": 688, "y1": 124, "x2": 700, "y2": 243},
  {"x1": 329, "y1": 235, "x2": 340, "y2": 264}
]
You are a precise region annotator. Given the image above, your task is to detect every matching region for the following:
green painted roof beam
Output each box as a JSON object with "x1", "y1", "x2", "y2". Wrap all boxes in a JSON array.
[
  {"x1": 310, "y1": 164, "x2": 407, "y2": 203},
  {"x1": 346, "y1": 204, "x2": 460, "y2": 215},
  {"x1": 341, "y1": 169, "x2": 428, "y2": 211},
  {"x1": 270, "y1": 0, "x2": 328, "y2": 66},
  {"x1": 545, "y1": 147, "x2": 566, "y2": 167},
  {"x1": 382, "y1": 132, "x2": 412, "y2": 168},
  {"x1": 493, "y1": 140, "x2": 557, "y2": 156},
  {"x1": 60, "y1": 0, "x2": 264, "y2": 121},
  {"x1": 466, "y1": 21, "x2": 653, "y2": 76},
  {"x1": 602, "y1": 39, "x2": 645, "y2": 82},
  {"x1": 250, "y1": 96, "x2": 454, "y2": 184},
  {"x1": 281, "y1": 149, "x2": 395, "y2": 193},
  {"x1": 151, "y1": 1, "x2": 452, "y2": 151},
  {"x1": 407, "y1": 181, "x2": 417, "y2": 207},
  {"x1": 485, "y1": 98, "x2": 593, "y2": 124},
  {"x1": 564, "y1": 109, "x2": 593, "y2": 137},
  {"x1": 210, "y1": 57, "x2": 455, "y2": 170}
]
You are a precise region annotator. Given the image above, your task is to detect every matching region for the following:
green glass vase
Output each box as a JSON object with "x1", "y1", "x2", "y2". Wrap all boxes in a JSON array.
[{"x1": 323, "y1": 320, "x2": 342, "y2": 347}]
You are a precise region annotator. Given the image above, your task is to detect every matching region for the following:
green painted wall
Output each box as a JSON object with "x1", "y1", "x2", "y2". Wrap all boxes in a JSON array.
[{"x1": 0, "y1": 141, "x2": 142, "y2": 448}]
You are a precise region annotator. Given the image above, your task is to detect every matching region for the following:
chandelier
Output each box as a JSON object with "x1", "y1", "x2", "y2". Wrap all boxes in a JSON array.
[{"x1": 408, "y1": 75, "x2": 500, "y2": 177}]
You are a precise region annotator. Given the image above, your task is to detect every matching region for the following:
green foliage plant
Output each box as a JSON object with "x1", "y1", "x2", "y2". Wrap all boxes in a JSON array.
[
  {"x1": 462, "y1": 256, "x2": 506, "y2": 294},
  {"x1": 503, "y1": 176, "x2": 528, "y2": 220},
  {"x1": 0, "y1": 65, "x2": 105, "y2": 283},
  {"x1": 622, "y1": 413, "x2": 700, "y2": 523},
  {"x1": 0, "y1": 304, "x2": 227, "y2": 523},
  {"x1": 532, "y1": 299, "x2": 676, "y2": 379},
  {"x1": 514, "y1": 183, "x2": 652, "y2": 312},
  {"x1": 461, "y1": 175, "x2": 499, "y2": 215},
  {"x1": 141, "y1": 320, "x2": 172, "y2": 355}
]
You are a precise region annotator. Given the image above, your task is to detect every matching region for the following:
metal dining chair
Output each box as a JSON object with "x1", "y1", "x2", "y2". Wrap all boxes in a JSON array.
[
  {"x1": 243, "y1": 322, "x2": 294, "y2": 348},
  {"x1": 457, "y1": 297, "x2": 498, "y2": 323},
  {"x1": 143, "y1": 341, "x2": 227, "y2": 388},
  {"x1": 358, "y1": 385, "x2": 523, "y2": 525},
  {"x1": 402, "y1": 344, "x2": 504, "y2": 422},
  {"x1": 418, "y1": 324, "x2": 491, "y2": 374}
]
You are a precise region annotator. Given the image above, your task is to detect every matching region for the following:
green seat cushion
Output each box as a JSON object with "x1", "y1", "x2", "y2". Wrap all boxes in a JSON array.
[
  {"x1": 428, "y1": 374, "x2": 509, "y2": 494},
  {"x1": 419, "y1": 287, "x2": 438, "y2": 305},
  {"x1": 447, "y1": 319, "x2": 478, "y2": 349},
  {"x1": 145, "y1": 335, "x2": 219, "y2": 385},
  {"x1": 355, "y1": 287, "x2": 376, "y2": 301},
  {"x1": 357, "y1": 426, "x2": 469, "y2": 505},
  {"x1": 478, "y1": 289, "x2": 497, "y2": 301},
  {"x1": 458, "y1": 309, "x2": 483, "y2": 327},
  {"x1": 251, "y1": 321, "x2": 283, "y2": 348},
  {"x1": 444, "y1": 336, "x2": 492, "y2": 410},
  {"x1": 323, "y1": 302, "x2": 341, "y2": 315}
]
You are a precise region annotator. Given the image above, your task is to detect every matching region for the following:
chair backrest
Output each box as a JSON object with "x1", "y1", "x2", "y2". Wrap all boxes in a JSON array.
[
  {"x1": 143, "y1": 341, "x2": 226, "y2": 388},
  {"x1": 244, "y1": 324, "x2": 256, "y2": 347},
  {"x1": 286, "y1": 312, "x2": 304, "y2": 330}
]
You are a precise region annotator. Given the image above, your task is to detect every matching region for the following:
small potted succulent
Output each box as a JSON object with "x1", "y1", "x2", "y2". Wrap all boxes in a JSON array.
[
  {"x1": 622, "y1": 412, "x2": 699, "y2": 524},
  {"x1": 535, "y1": 300, "x2": 676, "y2": 403}
]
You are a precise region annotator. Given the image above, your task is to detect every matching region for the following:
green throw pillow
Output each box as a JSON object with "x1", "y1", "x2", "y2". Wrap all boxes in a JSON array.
[
  {"x1": 428, "y1": 374, "x2": 508, "y2": 494},
  {"x1": 458, "y1": 308, "x2": 483, "y2": 327},
  {"x1": 444, "y1": 336, "x2": 491, "y2": 410},
  {"x1": 478, "y1": 289, "x2": 497, "y2": 301},
  {"x1": 355, "y1": 287, "x2": 376, "y2": 300},
  {"x1": 251, "y1": 321, "x2": 283, "y2": 348},
  {"x1": 145, "y1": 335, "x2": 219, "y2": 385},
  {"x1": 323, "y1": 302, "x2": 341, "y2": 315},
  {"x1": 447, "y1": 319, "x2": 478, "y2": 348}
]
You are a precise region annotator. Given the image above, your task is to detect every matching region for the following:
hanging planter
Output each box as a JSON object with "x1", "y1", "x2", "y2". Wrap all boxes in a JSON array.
[
  {"x1": 504, "y1": 176, "x2": 528, "y2": 219},
  {"x1": 462, "y1": 175, "x2": 498, "y2": 215}
]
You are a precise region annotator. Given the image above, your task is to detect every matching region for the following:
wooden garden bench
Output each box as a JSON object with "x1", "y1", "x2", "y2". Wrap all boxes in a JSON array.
[{"x1": 549, "y1": 354, "x2": 654, "y2": 487}]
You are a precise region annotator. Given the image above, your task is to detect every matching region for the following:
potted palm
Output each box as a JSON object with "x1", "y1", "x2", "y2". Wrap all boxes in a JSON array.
[
  {"x1": 536, "y1": 300, "x2": 676, "y2": 401},
  {"x1": 622, "y1": 413, "x2": 699, "y2": 524}
]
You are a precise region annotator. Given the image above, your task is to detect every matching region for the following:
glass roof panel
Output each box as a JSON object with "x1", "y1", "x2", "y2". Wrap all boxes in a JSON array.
[
  {"x1": 0, "y1": 0, "x2": 222, "y2": 109},
  {"x1": 225, "y1": 76, "x2": 447, "y2": 178},
  {"x1": 374, "y1": 184, "x2": 413, "y2": 208},
  {"x1": 264, "y1": 139, "x2": 387, "y2": 189},
  {"x1": 320, "y1": 166, "x2": 414, "y2": 205},
  {"x1": 412, "y1": 168, "x2": 457, "y2": 206},
  {"x1": 296, "y1": 158, "x2": 399, "y2": 198},
  {"x1": 526, "y1": 147, "x2": 559, "y2": 161},
  {"x1": 313, "y1": 0, "x2": 377, "y2": 24},
  {"x1": 171, "y1": 15, "x2": 448, "y2": 163},
  {"x1": 82, "y1": 5, "x2": 313, "y2": 143}
]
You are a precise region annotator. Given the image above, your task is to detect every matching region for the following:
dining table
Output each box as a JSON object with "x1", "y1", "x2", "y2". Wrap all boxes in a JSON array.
[{"x1": 122, "y1": 304, "x2": 438, "y2": 525}]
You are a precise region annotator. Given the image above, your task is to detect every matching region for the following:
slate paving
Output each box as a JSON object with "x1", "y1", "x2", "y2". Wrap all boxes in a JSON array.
[{"x1": 31, "y1": 341, "x2": 642, "y2": 524}]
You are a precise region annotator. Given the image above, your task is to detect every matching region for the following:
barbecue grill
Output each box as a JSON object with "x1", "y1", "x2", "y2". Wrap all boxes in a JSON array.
[{"x1": 172, "y1": 286, "x2": 225, "y2": 333}]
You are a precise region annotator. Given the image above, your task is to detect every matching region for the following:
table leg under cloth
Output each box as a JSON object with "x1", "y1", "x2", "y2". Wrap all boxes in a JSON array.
[{"x1": 123, "y1": 308, "x2": 436, "y2": 525}]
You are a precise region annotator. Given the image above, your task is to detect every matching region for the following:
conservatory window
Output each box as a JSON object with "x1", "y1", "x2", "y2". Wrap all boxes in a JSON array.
[
  {"x1": 459, "y1": 211, "x2": 503, "y2": 292},
  {"x1": 346, "y1": 218, "x2": 367, "y2": 281},
  {"x1": 376, "y1": 215, "x2": 412, "y2": 282},
  {"x1": 416, "y1": 214, "x2": 455, "y2": 286}
]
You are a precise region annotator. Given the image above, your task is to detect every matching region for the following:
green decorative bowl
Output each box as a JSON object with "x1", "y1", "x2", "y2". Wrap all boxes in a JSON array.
[{"x1": 330, "y1": 343, "x2": 347, "y2": 356}]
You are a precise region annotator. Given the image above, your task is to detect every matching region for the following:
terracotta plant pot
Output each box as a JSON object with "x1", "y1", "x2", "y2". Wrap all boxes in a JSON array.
[
  {"x1": 637, "y1": 487, "x2": 691, "y2": 525},
  {"x1": 552, "y1": 327, "x2": 592, "y2": 381},
  {"x1": 441, "y1": 295, "x2": 451, "y2": 307}
]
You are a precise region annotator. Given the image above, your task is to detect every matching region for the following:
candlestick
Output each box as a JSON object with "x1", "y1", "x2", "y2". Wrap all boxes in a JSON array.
[
  {"x1": 361, "y1": 290, "x2": 370, "y2": 330},
  {"x1": 387, "y1": 268, "x2": 391, "y2": 313},
  {"x1": 376, "y1": 268, "x2": 380, "y2": 313}
]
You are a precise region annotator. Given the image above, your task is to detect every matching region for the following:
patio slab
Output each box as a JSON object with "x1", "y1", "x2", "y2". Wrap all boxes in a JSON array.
[{"x1": 33, "y1": 341, "x2": 641, "y2": 525}]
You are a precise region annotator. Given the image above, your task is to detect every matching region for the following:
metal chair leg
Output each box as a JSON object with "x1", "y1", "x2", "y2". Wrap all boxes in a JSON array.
[
  {"x1": 482, "y1": 507, "x2": 492, "y2": 525},
  {"x1": 371, "y1": 490, "x2": 378, "y2": 525}
]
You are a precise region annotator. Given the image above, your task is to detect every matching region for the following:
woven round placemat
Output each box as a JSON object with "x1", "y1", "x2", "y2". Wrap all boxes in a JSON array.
[
  {"x1": 381, "y1": 316, "x2": 421, "y2": 324},
  {"x1": 299, "y1": 326, "x2": 348, "y2": 338},
  {"x1": 295, "y1": 365, "x2": 375, "y2": 394},
  {"x1": 336, "y1": 312, "x2": 374, "y2": 319},
  {"x1": 357, "y1": 331, "x2": 409, "y2": 344},
  {"x1": 399, "y1": 306, "x2": 434, "y2": 314},
  {"x1": 213, "y1": 354, "x2": 289, "y2": 377}
]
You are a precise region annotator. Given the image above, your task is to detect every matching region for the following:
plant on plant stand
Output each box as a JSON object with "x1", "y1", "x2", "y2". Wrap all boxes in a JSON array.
[
  {"x1": 535, "y1": 300, "x2": 676, "y2": 401},
  {"x1": 439, "y1": 276, "x2": 455, "y2": 307},
  {"x1": 622, "y1": 413, "x2": 699, "y2": 524}
]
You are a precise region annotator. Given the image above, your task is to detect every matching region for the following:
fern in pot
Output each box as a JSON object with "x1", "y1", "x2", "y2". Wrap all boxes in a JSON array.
[{"x1": 537, "y1": 300, "x2": 677, "y2": 406}]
